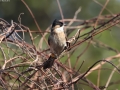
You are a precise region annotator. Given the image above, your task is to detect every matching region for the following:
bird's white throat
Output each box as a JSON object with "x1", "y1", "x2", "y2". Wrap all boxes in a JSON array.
[{"x1": 55, "y1": 26, "x2": 64, "y2": 32}]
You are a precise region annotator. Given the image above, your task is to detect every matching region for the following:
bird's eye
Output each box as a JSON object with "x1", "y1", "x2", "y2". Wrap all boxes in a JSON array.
[{"x1": 59, "y1": 22, "x2": 63, "y2": 27}]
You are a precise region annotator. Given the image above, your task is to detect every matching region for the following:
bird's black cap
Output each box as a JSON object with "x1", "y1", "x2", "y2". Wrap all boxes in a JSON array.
[{"x1": 52, "y1": 19, "x2": 63, "y2": 28}]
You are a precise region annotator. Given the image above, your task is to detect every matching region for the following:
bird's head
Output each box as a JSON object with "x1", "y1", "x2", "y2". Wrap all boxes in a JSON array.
[
  {"x1": 52, "y1": 19, "x2": 63, "y2": 27},
  {"x1": 51, "y1": 19, "x2": 66, "y2": 32}
]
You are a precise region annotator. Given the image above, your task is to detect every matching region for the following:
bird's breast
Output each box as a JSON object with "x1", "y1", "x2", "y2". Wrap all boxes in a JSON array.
[
  {"x1": 49, "y1": 31, "x2": 66, "y2": 56},
  {"x1": 54, "y1": 31, "x2": 66, "y2": 46}
]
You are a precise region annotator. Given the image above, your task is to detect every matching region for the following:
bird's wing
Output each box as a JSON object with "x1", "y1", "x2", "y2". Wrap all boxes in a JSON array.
[{"x1": 48, "y1": 35, "x2": 51, "y2": 46}]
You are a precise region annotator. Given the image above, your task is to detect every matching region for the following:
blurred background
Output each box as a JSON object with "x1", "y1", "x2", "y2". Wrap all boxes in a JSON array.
[
  {"x1": 1, "y1": 0, "x2": 120, "y2": 29},
  {"x1": 0, "y1": 0, "x2": 120, "y2": 89}
]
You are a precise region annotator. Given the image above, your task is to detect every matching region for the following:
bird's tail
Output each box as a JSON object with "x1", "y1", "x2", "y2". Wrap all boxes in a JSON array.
[{"x1": 43, "y1": 54, "x2": 57, "y2": 69}]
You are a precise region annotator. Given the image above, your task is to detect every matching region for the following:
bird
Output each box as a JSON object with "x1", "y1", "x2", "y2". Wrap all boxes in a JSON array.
[{"x1": 43, "y1": 19, "x2": 67, "y2": 69}]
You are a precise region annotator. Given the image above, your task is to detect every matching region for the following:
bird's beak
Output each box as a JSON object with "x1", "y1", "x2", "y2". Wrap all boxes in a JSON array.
[{"x1": 64, "y1": 24, "x2": 67, "y2": 26}]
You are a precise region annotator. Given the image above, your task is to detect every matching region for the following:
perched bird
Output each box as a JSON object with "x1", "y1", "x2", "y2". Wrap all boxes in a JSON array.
[{"x1": 43, "y1": 19, "x2": 67, "y2": 69}]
